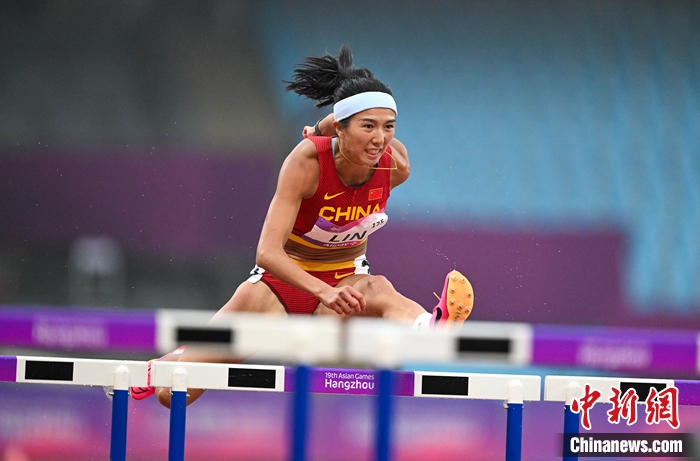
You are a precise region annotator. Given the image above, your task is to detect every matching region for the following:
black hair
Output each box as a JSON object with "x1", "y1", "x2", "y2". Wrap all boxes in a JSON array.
[{"x1": 284, "y1": 45, "x2": 392, "y2": 114}]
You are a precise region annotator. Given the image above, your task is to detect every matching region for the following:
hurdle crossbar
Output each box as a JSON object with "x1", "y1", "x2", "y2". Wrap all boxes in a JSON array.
[
  {"x1": 150, "y1": 361, "x2": 541, "y2": 399},
  {"x1": 150, "y1": 361, "x2": 540, "y2": 461},
  {"x1": 545, "y1": 375, "x2": 677, "y2": 403},
  {"x1": 157, "y1": 312, "x2": 346, "y2": 364},
  {"x1": 156, "y1": 313, "x2": 542, "y2": 370},
  {"x1": 0, "y1": 355, "x2": 148, "y2": 387},
  {"x1": 158, "y1": 313, "x2": 465, "y2": 366},
  {"x1": 455, "y1": 321, "x2": 533, "y2": 365},
  {"x1": 0, "y1": 355, "x2": 148, "y2": 461}
]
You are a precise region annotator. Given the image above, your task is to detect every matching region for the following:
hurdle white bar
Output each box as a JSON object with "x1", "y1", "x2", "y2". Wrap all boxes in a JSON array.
[
  {"x1": 345, "y1": 318, "x2": 458, "y2": 366},
  {"x1": 545, "y1": 376, "x2": 675, "y2": 403},
  {"x1": 156, "y1": 310, "x2": 343, "y2": 363},
  {"x1": 156, "y1": 309, "x2": 223, "y2": 352},
  {"x1": 456, "y1": 322, "x2": 533, "y2": 365},
  {"x1": 157, "y1": 314, "x2": 535, "y2": 367},
  {"x1": 151, "y1": 361, "x2": 285, "y2": 392},
  {"x1": 228, "y1": 314, "x2": 342, "y2": 363},
  {"x1": 13, "y1": 356, "x2": 149, "y2": 387},
  {"x1": 414, "y1": 371, "x2": 541, "y2": 401}
]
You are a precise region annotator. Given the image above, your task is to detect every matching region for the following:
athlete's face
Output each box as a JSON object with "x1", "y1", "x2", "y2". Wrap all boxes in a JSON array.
[{"x1": 337, "y1": 108, "x2": 396, "y2": 166}]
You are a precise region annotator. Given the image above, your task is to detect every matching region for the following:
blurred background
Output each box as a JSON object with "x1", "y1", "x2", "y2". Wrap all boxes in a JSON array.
[{"x1": 1, "y1": 1, "x2": 699, "y2": 460}]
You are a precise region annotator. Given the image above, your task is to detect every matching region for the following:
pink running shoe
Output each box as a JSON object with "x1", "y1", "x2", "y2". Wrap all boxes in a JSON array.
[
  {"x1": 130, "y1": 346, "x2": 186, "y2": 400},
  {"x1": 431, "y1": 270, "x2": 474, "y2": 329}
]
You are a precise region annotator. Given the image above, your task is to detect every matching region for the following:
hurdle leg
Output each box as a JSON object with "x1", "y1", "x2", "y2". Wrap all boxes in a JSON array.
[
  {"x1": 563, "y1": 382, "x2": 580, "y2": 461},
  {"x1": 505, "y1": 380, "x2": 523, "y2": 461},
  {"x1": 563, "y1": 405, "x2": 579, "y2": 461},
  {"x1": 291, "y1": 365, "x2": 310, "y2": 461},
  {"x1": 168, "y1": 368, "x2": 189, "y2": 461},
  {"x1": 375, "y1": 369, "x2": 394, "y2": 461},
  {"x1": 109, "y1": 366, "x2": 130, "y2": 461}
]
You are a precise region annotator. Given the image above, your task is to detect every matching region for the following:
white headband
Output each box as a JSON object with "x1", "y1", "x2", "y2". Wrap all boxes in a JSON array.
[{"x1": 333, "y1": 92, "x2": 397, "y2": 121}]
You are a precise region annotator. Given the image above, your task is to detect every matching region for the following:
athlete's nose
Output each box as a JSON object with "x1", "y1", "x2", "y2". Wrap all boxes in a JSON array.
[{"x1": 372, "y1": 127, "x2": 385, "y2": 147}]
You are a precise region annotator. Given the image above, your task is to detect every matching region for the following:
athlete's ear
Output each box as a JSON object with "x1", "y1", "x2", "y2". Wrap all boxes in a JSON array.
[{"x1": 333, "y1": 120, "x2": 343, "y2": 138}]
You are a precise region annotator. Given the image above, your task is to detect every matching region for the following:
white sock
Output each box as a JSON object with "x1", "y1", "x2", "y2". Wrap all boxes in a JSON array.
[{"x1": 413, "y1": 312, "x2": 433, "y2": 331}]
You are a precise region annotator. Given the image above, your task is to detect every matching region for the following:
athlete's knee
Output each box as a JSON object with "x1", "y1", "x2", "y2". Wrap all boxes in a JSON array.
[
  {"x1": 221, "y1": 284, "x2": 254, "y2": 313},
  {"x1": 156, "y1": 387, "x2": 205, "y2": 408},
  {"x1": 156, "y1": 387, "x2": 172, "y2": 408},
  {"x1": 221, "y1": 282, "x2": 263, "y2": 313},
  {"x1": 360, "y1": 275, "x2": 396, "y2": 297}
]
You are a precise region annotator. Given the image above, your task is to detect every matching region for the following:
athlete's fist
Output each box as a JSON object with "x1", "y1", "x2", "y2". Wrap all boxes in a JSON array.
[
  {"x1": 319, "y1": 285, "x2": 366, "y2": 315},
  {"x1": 301, "y1": 125, "x2": 316, "y2": 139}
]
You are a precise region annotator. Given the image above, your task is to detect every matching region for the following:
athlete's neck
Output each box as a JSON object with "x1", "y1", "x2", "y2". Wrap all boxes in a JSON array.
[{"x1": 334, "y1": 138, "x2": 375, "y2": 187}]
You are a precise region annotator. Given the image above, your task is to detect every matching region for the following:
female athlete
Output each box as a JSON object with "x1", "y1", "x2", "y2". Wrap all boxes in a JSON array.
[{"x1": 132, "y1": 45, "x2": 474, "y2": 407}]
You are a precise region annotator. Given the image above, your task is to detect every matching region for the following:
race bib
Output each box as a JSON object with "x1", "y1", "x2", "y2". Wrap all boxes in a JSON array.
[{"x1": 300, "y1": 211, "x2": 388, "y2": 248}]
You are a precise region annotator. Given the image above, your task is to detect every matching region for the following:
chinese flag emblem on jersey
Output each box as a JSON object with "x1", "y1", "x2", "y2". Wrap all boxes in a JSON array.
[{"x1": 369, "y1": 188, "x2": 383, "y2": 201}]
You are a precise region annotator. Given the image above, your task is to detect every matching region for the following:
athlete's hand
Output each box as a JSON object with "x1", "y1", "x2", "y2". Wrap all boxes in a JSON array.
[
  {"x1": 319, "y1": 285, "x2": 366, "y2": 315},
  {"x1": 301, "y1": 125, "x2": 316, "y2": 139}
]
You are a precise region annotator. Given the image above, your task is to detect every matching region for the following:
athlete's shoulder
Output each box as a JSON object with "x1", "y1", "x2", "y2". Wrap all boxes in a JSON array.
[
  {"x1": 389, "y1": 138, "x2": 410, "y2": 188},
  {"x1": 278, "y1": 139, "x2": 321, "y2": 199},
  {"x1": 306, "y1": 135, "x2": 333, "y2": 154},
  {"x1": 281, "y1": 139, "x2": 317, "y2": 166},
  {"x1": 389, "y1": 138, "x2": 407, "y2": 159}
]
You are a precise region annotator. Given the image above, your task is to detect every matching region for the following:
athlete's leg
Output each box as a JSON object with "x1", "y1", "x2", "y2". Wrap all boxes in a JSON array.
[
  {"x1": 151, "y1": 279, "x2": 287, "y2": 408},
  {"x1": 314, "y1": 273, "x2": 425, "y2": 322},
  {"x1": 314, "y1": 271, "x2": 474, "y2": 329}
]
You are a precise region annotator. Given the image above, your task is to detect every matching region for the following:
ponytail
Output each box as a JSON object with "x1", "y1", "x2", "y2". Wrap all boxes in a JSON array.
[{"x1": 285, "y1": 45, "x2": 391, "y2": 109}]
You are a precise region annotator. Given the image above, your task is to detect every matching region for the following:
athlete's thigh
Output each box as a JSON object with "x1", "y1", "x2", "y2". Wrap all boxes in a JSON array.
[{"x1": 214, "y1": 279, "x2": 287, "y2": 319}]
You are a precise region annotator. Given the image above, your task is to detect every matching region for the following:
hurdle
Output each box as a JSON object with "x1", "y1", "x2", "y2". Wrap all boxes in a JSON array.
[
  {"x1": 152, "y1": 315, "x2": 541, "y2": 461},
  {"x1": 545, "y1": 375, "x2": 700, "y2": 460},
  {"x1": 344, "y1": 318, "x2": 539, "y2": 461},
  {"x1": 0, "y1": 355, "x2": 148, "y2": 461},
  {"x1": 150, "y1": 361, "x2": 541, "y2": 461},
  {"x1": 4, "y1": 313, "x2": 609, "y2": 461}
]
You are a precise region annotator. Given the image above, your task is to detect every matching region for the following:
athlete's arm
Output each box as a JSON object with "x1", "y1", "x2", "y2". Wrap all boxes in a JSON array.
[
  {"x1": 255, "y1": 139, "x2": 366, "y2": 315},
  {"x1": 302, "y1": 113, "x2": 334, "y2": 139}
]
